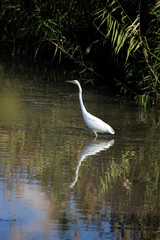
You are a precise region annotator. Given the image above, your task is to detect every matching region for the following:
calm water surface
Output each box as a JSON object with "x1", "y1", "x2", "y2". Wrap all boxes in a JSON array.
[{"x1": 0, "y1": 61, "x2": 160, "y2": 240}]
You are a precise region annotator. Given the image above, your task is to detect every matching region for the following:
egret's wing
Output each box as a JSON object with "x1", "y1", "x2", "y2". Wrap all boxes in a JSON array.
[{"x1": 84, "y1": 112, "x2": 115, "y2": 134}]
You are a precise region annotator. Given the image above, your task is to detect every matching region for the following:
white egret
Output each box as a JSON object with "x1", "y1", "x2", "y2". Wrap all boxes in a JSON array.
[{"x1": 65, "y1": 80, "x2": 115, "y2": 137}]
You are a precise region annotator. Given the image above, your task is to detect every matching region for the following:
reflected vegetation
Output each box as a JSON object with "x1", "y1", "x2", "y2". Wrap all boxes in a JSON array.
[{"x1": 0, "y1": 60, "x2": 160, "y2": 239}]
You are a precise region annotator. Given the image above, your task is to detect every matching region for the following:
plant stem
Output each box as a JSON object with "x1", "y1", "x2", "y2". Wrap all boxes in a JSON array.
[{"x1": 51, "y1": 41, "x2": 106, "y2": 81}]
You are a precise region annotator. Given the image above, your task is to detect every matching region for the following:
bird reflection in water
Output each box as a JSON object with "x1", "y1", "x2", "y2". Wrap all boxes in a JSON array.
[{"x1": 70, "y1": 139, "x2": 114, "y2": 188}]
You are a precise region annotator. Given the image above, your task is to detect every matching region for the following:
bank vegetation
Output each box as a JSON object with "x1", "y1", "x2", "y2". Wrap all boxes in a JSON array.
[{"x1": 0, "y1": 0, "x2": 160, "y2": 106}]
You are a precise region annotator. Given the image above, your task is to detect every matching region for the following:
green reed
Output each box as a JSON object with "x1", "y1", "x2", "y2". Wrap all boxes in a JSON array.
[{"x1": 1, "y1": 0, "x2": 160, "y2": 106}]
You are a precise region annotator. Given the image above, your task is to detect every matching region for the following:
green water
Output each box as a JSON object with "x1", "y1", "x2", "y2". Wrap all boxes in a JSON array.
[{"x1": 0, "y1": 60, "x2": 160, "y2": 240}]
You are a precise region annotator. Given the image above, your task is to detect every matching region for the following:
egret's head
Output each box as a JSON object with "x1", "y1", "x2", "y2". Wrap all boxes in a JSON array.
[
  {"x1": 65, "y1": 80, "x2": 82, "y2": 93},
  {"x1": 65, "y1": 80, "x2": 79, "y2": 85}
]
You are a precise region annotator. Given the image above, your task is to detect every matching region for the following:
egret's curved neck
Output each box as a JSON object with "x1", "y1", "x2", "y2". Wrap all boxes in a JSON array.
[{"x1": 77, "y1": 83, "x2": 87, "y2": 114}]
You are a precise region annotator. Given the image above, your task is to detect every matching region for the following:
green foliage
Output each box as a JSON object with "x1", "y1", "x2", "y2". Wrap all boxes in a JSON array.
[
  {"x1": 0, "y1": 1, "x2": 89, "y2": 55},
  {"x1": 0, "y1": 0, "x2": 103, "y2": 82},
  {"x1": 94, "y1": 0, "x2": 160, "y2": 106},
  {"x1": 94, "y1": 0, "x2": 134, "y2": 57},
  {"x1": 0, "y1": 0, "x2": 160, "y2": 106}
]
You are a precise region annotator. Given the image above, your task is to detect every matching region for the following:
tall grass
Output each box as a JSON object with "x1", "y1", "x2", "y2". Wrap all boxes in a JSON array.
[
  {"x1": 0, "y1": 0, "x2": 160, "y2": 106},
  {"x1": 94, "y1": 0, "x2": 160, "y2": 106},
  {"x1": 1, "y1": 0, "x2": 103, "y2": 81}
]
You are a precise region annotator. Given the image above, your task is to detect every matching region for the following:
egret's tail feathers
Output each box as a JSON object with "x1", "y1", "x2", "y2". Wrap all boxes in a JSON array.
[
  {"x1": 110, "y1": 128, "x2": 115, "y2": 134},
  {"x1": 108, "y1": 125, "x2": 115, "y2": 135}
]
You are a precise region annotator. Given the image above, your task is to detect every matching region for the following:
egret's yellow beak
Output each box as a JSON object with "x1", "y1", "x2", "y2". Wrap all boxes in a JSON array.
[{"x1": 65, "y1": 81, "x2": 73, "y2": 83}]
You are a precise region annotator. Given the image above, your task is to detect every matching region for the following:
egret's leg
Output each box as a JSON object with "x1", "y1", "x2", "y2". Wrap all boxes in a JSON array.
[{"x1": 93, "y1": 130, "x2": 98, "y2": 138}]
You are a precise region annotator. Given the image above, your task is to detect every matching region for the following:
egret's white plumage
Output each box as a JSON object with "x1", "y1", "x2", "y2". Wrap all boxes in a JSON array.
[{"x1": 65, "y1": 80, "x2": 115, "y2": 137}]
